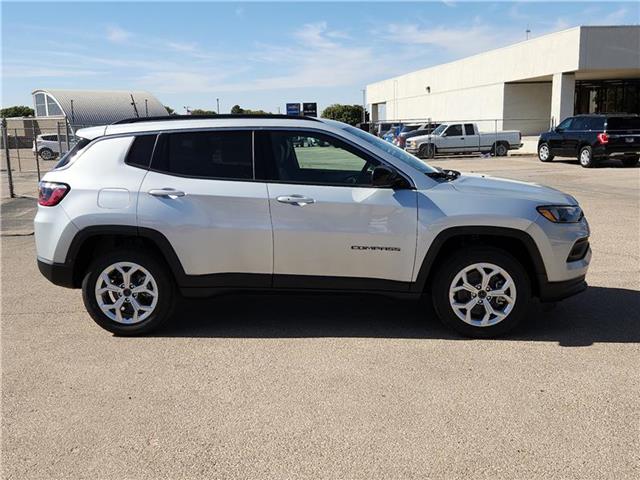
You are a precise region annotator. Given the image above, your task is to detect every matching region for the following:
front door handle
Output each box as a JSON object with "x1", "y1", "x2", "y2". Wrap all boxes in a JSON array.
[
  {"x1": 276, "y1": 194, "x2": 315, "y2": 206},
  {"x1": 148, "y1": 188, "x2": 186, "y2": 198}
]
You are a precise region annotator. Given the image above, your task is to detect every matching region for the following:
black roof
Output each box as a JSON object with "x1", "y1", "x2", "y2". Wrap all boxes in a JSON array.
[
  {"x1": 112, "y1": 114, "x2": 321, "y2": 125},
  {"x1": 573, "y1": 113, "x2": 638, "y2": 117}
]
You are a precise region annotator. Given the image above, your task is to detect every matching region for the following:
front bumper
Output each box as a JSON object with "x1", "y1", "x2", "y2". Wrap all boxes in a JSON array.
[{"x1": 538, "y1": 274, "x2": 587, "y2": 302}]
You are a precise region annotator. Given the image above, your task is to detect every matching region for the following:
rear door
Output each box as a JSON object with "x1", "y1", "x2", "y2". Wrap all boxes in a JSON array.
[
  {"x1": 462, "y1": 123, "x2": 480, "y2": 152},
  {"x1": 137, "y1": 129, "x2": 272, "y2": 285},
  {"x1": 255, "y1": 129, "x2": 418, "y2": 290}
]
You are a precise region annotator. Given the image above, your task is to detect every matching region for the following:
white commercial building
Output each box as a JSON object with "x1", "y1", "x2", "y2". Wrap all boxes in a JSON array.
[{"x1": 366, "y1": 26, "x2": 640, "y2": 135}]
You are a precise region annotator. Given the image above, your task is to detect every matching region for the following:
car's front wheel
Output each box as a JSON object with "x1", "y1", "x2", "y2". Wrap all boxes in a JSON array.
[
  {"x1": 431, "y1": 247, "x2": 530, "y2": 338},
  {"x1": 82, "y1": 249, "x2": 175, "y2": 335},
  {"x1": 538, "y1": 142, "x2": 554, "y2": 162},
  {"x1": 419, "y1": 143, "x2": 435, "y2": 159}
]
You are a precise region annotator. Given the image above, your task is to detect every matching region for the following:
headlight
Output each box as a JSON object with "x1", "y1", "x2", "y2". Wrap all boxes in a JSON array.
[{"x1": 537, "y1": 205, "x2": 583, "y2": 223}]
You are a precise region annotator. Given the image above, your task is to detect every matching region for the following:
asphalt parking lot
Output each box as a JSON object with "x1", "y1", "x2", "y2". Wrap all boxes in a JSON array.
[{"x1": 2, "y1": 155, "x2": 639, "y2": 479}]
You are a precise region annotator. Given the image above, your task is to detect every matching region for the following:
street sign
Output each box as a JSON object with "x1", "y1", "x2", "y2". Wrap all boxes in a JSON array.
[
  {"x1": 302, "y1": 102, "x2": 317, "y2": 117},
  {"x1": 286, "y1": 103, "x2": 301, "y2": 116}
]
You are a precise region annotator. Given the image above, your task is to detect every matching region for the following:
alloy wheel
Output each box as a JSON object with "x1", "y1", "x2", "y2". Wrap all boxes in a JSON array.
[
  {"x1": 94, "y1": 262, "x2": 159, "y2": 324},
  {"x1": 448, "y1": 262, "x2": 516, "y2": 327},
  {"x1": 580, "y1": 149, "x2": 591, "y2": 166},
  {"x1": 539, "y1": 145, "x2": 549, "y2": 161}
]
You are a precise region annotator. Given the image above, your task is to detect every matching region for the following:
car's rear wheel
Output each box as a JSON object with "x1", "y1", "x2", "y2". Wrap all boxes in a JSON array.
[
  {"x1": 493, "y1": 142, "x2": 508, "y2": 157},
  {"x1": 82, "y1": 249, "x2": 175, "y2": 335},
  {"x1": 579, "y1": 146, "x2": 595, "y2": 168},
  {"x1": 621, "y1": 156, "x2": 639, "y2": 167},
  {"x1": 39, "y1": 148, "x2": 54, "y2": 161},
  {"x1": 431, "y1": 247, "x2": 530, "y2": 338},
  {"x1": 538, "y1": 143, "x2": 554, "y2": 162}
]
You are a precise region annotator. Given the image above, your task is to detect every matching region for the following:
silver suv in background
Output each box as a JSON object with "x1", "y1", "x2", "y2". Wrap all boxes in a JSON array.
[
  {"x1": 35, "y1": 115, "x2": 590, "y2": 337},
  {"x1": 33, "y1": 134, "x2": 75, "y2": 160}
]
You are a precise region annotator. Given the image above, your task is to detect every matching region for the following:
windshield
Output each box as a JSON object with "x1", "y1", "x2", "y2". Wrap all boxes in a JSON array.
[
  {"x1": 431, "y1": 124, "x2": 447, "y2": 135},
  {"x1": 343, "y1": 125, "x2": 437, "y2": 173},
  {"x1": 54, "y1": 137, "x2": 91, "y2": 169}
]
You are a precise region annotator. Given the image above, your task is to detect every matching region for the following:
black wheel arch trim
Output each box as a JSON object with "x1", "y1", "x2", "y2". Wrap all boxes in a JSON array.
[{"x1": 411, "y1": 225, "x2": 548, "y2": 294}]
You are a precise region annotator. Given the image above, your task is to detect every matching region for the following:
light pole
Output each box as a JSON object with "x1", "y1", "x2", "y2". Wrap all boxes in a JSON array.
[
  {"x1": 361, "y1": 88, "x2": 366, "y2": 124},
  {"x1": 216, "y1": 98, "x2": 220, "y2": 114}
]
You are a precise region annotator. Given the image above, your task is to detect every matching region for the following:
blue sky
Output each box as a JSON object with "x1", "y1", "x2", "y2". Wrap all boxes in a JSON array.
[{"x1": 2, "y1": 1, "x2": 637, "y2": 113}]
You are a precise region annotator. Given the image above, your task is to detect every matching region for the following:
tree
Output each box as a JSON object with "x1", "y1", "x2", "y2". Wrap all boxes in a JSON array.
[
  {"x1": 1, "y1": 106, "x2": 35, "y2": 118},
  {"x1": 190, "y1": 109, "x2": 217, "y2": 116},
  {"x1": 164, "y1": 105, "x2": 176, "y2": 115},
  {"x1": 320, "y1": 104, "x2": 364, "y2": 126},
  {"x1": 231, "y1": 105, "x2": 270, "y2": 115}
]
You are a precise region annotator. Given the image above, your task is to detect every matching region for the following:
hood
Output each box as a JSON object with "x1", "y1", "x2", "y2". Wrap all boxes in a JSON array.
[{"x1": 450, "y1": 173, "x2": 577, "y2": 205}]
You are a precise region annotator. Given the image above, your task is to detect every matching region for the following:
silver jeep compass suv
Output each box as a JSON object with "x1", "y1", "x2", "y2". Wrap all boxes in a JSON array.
[{"x1": 35, "y1": 115, "x2": 591, "y2": 337}]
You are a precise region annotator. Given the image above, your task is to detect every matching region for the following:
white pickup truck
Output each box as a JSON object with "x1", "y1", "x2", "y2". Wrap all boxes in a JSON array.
[{"x1": 405, "y1": 122, "x2": 523, "y2": 158}]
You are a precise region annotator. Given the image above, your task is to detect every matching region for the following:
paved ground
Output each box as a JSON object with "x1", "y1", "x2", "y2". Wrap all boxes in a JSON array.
[{"x1": 2, "y1": 155, "x2": 639, "y2": 479}]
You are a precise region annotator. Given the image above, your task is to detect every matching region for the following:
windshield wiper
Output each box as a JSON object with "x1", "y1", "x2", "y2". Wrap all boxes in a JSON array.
[{"x1": 426, "y1": 168, "x2": 460, "y2": 181}]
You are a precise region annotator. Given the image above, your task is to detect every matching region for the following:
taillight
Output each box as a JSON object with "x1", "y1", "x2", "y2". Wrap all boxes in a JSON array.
[
  {"x1": 597, "y1": 132, "x2": 609, "y2": 144},
  {"x1": 38, "y1": 181, "x2": 69, "y2": 206}
]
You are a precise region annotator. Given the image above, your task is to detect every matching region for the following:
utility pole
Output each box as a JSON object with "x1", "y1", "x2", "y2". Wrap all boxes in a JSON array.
[
  {"x1": 216, "y1": 98, "x2": 220, "y2": 114},
  {"x1": 361, "y1": 88, "x2": 366, "y2": 124}
]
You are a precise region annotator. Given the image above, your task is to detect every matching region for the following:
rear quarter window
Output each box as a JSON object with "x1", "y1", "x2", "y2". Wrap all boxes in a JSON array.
[
  {"x1": 125, "y1": 135, "x2": 157, "y2": 169},
  {"x1": 607, "y1": 117, "x2": 640, "y2": 131},
  {"x1": 54, "y1": 137, "x2": 91, "y2": 169}
]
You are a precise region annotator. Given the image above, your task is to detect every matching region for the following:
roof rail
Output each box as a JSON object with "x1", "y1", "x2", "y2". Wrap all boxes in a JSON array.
[{"x1": 111, "y1": 114, "x2": 321, "y2": 125}]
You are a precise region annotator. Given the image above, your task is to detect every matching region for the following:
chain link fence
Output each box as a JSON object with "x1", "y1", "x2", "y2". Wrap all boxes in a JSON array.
[{"x1": 1, "y1": 120, "x2": 93, "y2": 198}]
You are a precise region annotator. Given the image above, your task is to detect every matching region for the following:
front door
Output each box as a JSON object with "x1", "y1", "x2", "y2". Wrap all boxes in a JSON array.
[
  {"x1": 441, "y1": 124, "x2": 466, "y2": 153},
  {"x1": 254, "y1": 129, "x2": 417, "y2": 291},
  {"x1": 137, "y1": 129, "x2": 272, "y2": 287}
]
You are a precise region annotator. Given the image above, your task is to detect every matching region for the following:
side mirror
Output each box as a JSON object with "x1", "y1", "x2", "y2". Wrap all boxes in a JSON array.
[
  {"x1": 372, "y1": 165, "x2": 407, "y2": 189},
  {"x1": 555, "y1": 127, "x2": 564, "y2": 133}
]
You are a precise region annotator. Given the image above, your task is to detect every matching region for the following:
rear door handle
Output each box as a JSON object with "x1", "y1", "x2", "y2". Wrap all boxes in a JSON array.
[
  {"x1": 148, "y1": 188, "x2": 186, "y2": 198},
  {"x1": 276, "y1": 195, "x2": 315, "y2": 206}
]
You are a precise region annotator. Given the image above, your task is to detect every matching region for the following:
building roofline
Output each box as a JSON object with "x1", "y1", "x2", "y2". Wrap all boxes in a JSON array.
[{"x1": 367, "y1": 25, "x2": 638, "y2": 88}]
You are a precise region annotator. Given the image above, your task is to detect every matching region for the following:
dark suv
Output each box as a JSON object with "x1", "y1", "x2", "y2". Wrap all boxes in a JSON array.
[{"x1": 538, "y1": 114, "x2": 640, "y2": 168}]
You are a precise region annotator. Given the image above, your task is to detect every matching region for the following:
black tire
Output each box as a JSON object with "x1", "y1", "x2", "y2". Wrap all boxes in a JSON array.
[
  {"x1": 578, "y1": 146, "x2": 594, "y2": 168},
  {"x1": 621, "y1": 156, "x2": 639, "y2": 167},
  {"x1": 538, "y1": 142, "x2": 554, "y2": 162},
  {"x1": 493, "y1": 142, "x2": 508, "y2": 157},
  {"x1": 431, "y1": 247, "x2": 531, "y2": 338},
  {"x1": 39, "y1": 148, "x2": 54, "y2": 160},
  {"x1": 82, "y1": 249, "x2": 176, "y2": 335},
  {"x1": 419, "y1": 143, "x2": 435, "y2": 159}
]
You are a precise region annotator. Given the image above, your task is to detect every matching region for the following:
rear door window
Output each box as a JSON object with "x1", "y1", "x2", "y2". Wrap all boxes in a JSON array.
[
  {"x1": 464, "y1": 124, "x2": 475, "y2": 135},
  {"x1": 152, "y1": 130, "x2": 253, "y2": 180},
  {"x1": 586, "y1": 117, "x2": 605, "y2": 131}
]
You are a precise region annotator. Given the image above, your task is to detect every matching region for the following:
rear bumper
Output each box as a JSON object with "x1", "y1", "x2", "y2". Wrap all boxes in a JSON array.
[
  {"x1": 37, "y1": 258, "x2": 75, "y2": 288},
  {"x1": 593, "y1": 145, "x2": 640, "y2": 158},
  {"x1": 538, "y1": 274, "x2": 587, "y2": 302}
]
